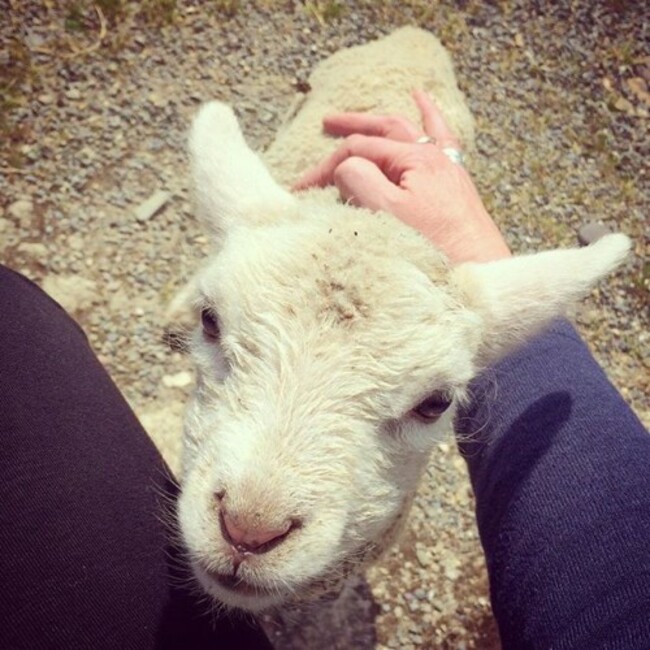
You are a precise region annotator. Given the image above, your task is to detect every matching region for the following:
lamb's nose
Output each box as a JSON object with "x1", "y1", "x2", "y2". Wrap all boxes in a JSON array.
[{"x1": 219, "y1": 507, "x2": 295, "y2": 554}]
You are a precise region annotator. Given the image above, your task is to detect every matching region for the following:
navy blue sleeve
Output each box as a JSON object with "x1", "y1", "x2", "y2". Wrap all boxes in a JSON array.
[{"x1": 457, "y1": 320, "x2": 650, "y2": 649}]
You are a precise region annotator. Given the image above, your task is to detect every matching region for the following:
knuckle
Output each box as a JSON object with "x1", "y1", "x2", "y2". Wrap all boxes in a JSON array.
[
  {"x1": 334, "y1": 156, "x2": 361, "y2": 178},
  {"x1": 387, "y1": 115, "x2": 407, "y2": 128},
  {"x1": 345, "y1": 133, "x2": 366, "y2": 148},
  {"x1": 387, "y1": 115, "x2": 412, "y2": 133},
  {"x1": 345, "y1": 134, "x2": 367, "y2": 150},
  {"x1": 384, "y1": 189, "x2": 410, "y2": 216},
  {"x1": 439, "y1": 137, "x2": 461, "y2": 149},
  {"x1": 410, "y1": 147, "x2": 432, "y2": 165}
]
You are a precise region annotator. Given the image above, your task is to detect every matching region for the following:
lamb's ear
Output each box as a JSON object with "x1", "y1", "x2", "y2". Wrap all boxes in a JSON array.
[
  {"x1": 189, "y1": 101, "x2": 296, "y2": 241},
  {"x1": 452, "y1": 234, "x2": 631, "y2": 365}
]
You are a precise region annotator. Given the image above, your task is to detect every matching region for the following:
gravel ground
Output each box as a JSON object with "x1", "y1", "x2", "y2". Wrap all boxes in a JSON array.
[{"x1": 2, "y1": 1, "x2": 648, "y2": 648}]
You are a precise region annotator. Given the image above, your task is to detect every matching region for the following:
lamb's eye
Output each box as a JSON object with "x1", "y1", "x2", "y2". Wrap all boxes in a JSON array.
[
  {"x1": 412, "y1": 392, "x2": 452, "y2": 422},
  {"x1": 201, "y1": 309, "x2": 220, "y2": 340}
]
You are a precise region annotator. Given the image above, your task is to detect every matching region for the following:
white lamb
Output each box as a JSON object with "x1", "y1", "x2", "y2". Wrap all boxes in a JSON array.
[{"x1": 173, "y1": 27, "x2": 630, "y2": 613}]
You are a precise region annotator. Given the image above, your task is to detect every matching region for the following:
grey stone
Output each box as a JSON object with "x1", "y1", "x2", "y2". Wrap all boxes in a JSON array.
[{"x1": 578, "y1": 222, "x2": 612, "y2": 246}]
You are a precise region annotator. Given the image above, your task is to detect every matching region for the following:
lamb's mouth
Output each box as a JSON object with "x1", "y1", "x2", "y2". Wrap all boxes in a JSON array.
[{"x1": 204, "y1": 568, "x2": 274, "y2": 597}]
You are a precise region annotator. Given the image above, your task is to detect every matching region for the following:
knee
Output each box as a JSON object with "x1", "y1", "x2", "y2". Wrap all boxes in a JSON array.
[{"x1": 0, "y1": 265, "x2": 88, "y2": 342}]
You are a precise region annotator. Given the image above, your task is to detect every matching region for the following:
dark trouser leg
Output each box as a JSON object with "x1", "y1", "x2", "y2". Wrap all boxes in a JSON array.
[
  {"x1": 458, "y1": 321, "x2": 650, "y2": 649},
  {"x1": 0, "y1": 266, "x2": 272, "y2": 650}
]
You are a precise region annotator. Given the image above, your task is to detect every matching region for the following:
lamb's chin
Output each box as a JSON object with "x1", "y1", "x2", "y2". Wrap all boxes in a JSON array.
[{"x1": 193, "y1": 562, "x2": 290, "y2": 612}]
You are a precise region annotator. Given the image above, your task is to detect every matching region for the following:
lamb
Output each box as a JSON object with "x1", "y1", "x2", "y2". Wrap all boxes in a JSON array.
[{"x1": 172, "y1": 27, "x2": 630, "y2": 613}]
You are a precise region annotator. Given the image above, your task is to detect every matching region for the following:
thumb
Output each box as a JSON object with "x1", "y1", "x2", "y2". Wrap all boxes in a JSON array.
[{"x1": 333, "y1": 156, "x2": 402, "y2": 212}]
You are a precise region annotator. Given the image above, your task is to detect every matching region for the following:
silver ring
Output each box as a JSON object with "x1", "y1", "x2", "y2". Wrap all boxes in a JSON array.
[
  {"x1": 416, "y1": 135, "x2": 436, "y2": 145},
  {"x1": 442, "y1": 147, "x2": 464, "y2": 166}
]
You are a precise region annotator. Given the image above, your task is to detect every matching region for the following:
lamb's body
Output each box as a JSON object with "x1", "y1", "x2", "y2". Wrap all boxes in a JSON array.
[
  {"x1": 174, "y1": 28, "x2": 630, "y2": 613},
  {"x1": 264, "y1": 27, "x2": 475, "y2": 186}
]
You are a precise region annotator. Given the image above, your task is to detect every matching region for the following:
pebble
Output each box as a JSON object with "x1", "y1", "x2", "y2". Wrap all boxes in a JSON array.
[
  {"x1": 16, "y1": 242, "x2": 48, "y2": 259},
  {"x1": 577, "y1": 221, "x2": 612, "y2": 246},
  {"x1": 148, "y1": 138, "x2": 165, "y2": 152},
  {"x1": 415, "y1": 548, "x2": 430, "y2": 568},
  {"x1": 134, "y1": 190, "x2": 171, "y2": 222},
  {"x1": 443, "y1": 556, "x2": 461, "y2": 580},
  {"x1": 148, "y1": 92, "x2": 167, "y2": 108},
  {"x1": 162, "y1": 371, "x2": 193, "y2": 388},
  {"x1": 7, "y1": 199, "x2": 34, "y2": 226}
]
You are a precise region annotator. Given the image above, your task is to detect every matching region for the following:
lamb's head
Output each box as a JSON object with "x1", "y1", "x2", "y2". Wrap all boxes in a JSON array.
[{"x1": 176, "y1": 102, "x2": 630, "y2": 612}]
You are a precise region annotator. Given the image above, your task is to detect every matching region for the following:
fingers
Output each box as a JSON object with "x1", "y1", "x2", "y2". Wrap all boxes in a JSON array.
[
  {"x1": 332, "y1": 157, "x2": 403, "y2": 211},
  {"x1": 294, "y1": 135, "x2": 414, "y2": 190},
  {"x1": 323, "y1": 94, "x2": 462, "y2": 147},
  {"x1": 293, "y1": 93, "x2": 462, "y2": 192},
  {"x1": 323, "y1": 113, "x2": 420, "y2": 142},
  {"x1": 412, "y1": 90, "x2": 461, "y2": 147}
]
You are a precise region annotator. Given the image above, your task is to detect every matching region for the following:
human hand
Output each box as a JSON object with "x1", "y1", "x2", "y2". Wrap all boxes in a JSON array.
[{"x1": 294, "y1": 90, "x2": 511, "y2": 265}]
